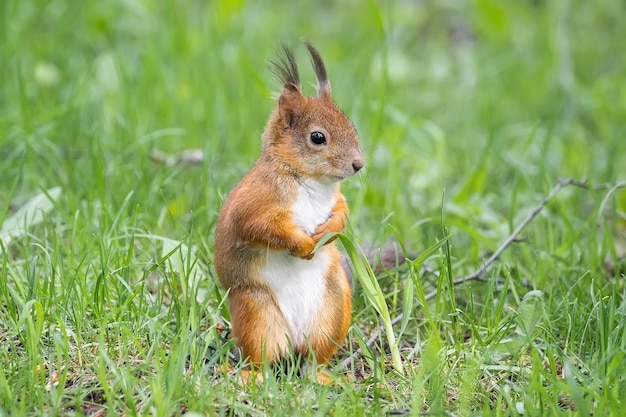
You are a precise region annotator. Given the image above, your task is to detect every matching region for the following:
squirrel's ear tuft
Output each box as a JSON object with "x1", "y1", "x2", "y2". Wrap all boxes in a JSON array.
[
  {"x1": 270, "y1": 43, "x2": 305, "y2": 128},
  {"x1": 268, "y1": 43, "x2": 301, "y2": 90},
  {"x1": 303, "y1": 40, "x2": 331, "y2": 100}
]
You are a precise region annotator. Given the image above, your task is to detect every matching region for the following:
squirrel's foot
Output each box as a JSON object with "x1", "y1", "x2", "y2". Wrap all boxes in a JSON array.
[{"x1": 217, "y1": 362, "x2": 264, "y2": 384}]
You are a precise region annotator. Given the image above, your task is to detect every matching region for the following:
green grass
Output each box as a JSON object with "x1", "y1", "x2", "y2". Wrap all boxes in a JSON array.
[{"x1": 1, "y1": 0, "x2": 625, "y2": 415}]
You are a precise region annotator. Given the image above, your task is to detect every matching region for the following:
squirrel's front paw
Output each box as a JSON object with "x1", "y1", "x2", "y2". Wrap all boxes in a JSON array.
[
  {"x1": 311, "y1": 216, "x2": 343, "y2": 244},
  {"x1": 290, "y1": 237, "x2": 315, "y2": 260},
  {"x1": 311, "y1": 231, "x2": 338, "y2": 246},
  {"x1": 290, "y1": 249, "x2": 315, "y2": 260}
]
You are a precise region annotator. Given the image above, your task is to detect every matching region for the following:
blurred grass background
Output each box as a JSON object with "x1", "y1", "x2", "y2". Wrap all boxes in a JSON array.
[
  {"x1": 1, "y1": 0, "x2": 625, "y2": 415},
  {"x1": 2, "y1": 0, "x2": 624, "y2": 243}
]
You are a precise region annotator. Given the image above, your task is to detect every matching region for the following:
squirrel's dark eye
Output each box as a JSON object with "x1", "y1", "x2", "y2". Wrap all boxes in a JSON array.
[{"x1": 310, "y1": 131, "x2": 326, "y2": 145}]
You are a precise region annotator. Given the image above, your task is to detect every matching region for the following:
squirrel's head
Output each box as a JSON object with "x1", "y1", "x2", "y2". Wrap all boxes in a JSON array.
[{"x1": 263, "y1": 41, "x2": 364, "y2": 183}]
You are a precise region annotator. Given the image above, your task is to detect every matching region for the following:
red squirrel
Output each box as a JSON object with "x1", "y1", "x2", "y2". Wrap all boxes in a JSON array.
[{"x1": 214, "y1": 41, "x2": 364, "y2": 371}]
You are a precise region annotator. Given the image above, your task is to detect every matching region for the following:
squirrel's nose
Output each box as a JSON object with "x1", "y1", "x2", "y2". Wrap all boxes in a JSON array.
[{"x1": 352, "y1": 156, "x2": 364, "y2": 172}]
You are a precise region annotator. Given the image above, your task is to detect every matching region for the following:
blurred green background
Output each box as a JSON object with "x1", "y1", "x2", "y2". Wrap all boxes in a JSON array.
[{"x1": 2, "y1": 1, "x2": 624, "y2": 241}]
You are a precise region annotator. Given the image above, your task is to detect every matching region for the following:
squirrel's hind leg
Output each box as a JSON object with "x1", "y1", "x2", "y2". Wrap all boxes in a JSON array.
[{"x1": 229, "y1": 288, "x2": 291, "y2": 365}]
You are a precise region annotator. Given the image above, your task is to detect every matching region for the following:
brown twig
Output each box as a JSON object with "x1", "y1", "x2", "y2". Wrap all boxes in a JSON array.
[{"x1": 340, "y1": 178, "x2": 625, "y2": 370}]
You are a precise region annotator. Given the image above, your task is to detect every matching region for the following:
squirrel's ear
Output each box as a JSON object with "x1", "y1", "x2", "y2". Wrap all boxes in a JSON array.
[
  {"x1": 304, "y1": 41, "x2": 332, "y2": 100},
  {"x1": 269, "y1": 44, "x2": 305, "y2": 127},
  {"x1": 278, "y1": 84, "x2": 304, "y2": 128}
]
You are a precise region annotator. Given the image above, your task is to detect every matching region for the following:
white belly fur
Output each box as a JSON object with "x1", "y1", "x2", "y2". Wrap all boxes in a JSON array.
[
  {"x1": 292, "y1": 180, "x2": 337, "y2": 235},
  {"x1": 261, "y1": 179, "x2": 337, "y2": 347}
]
